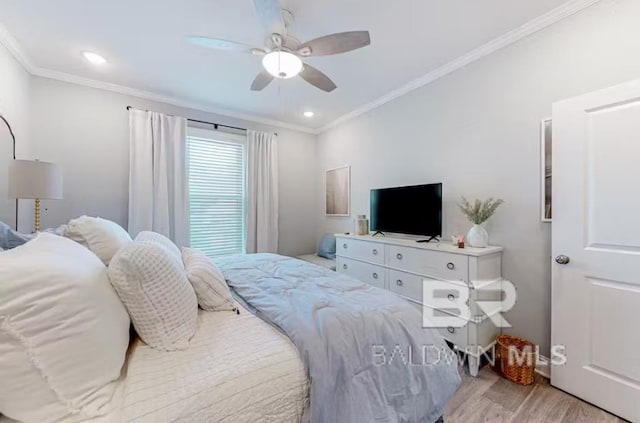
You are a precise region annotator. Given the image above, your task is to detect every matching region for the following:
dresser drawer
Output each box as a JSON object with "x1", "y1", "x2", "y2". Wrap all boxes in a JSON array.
[
  {"x1": 422, "y1": 282, "x2": 467, "y2": 318},
  {"x1": 389, "y1": 269, "x2": 423, "y2": 303},
  {"x1": 390, "y1": 270, "x2": 466, "y2": 314},
  {"x1": 336, "y1": 257, "x2": 386, "y2": 289},
  {"x1": 337, "y1": 238, "x2": 384, "y2": 265},
  {"x1": 406, "y1": 301, "x2": 468, "y2": 347},
  {"x1": 388, "y1": 245, "x2": 468, "y2": 281},
  {"x1": 438, "y1": 321, "x2": 468, "y2": 348},
  {"x1": 427, "y1": 307, "x2": 469, "y2": 347}
]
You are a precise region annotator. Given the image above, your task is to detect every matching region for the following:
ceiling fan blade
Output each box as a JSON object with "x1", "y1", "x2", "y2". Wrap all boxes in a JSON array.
[
  {"x1": 188, "y1": 36, "x2": 256, "y2": 53},
  {"x1": 251, "y1": 71, "x2": 275, "y2": 91},
  {"x1": 298, "y1": 31, "x2": 371, "y2": 57},
  {"x1": 253, "y1": 0, "x2": 284, "y2": 34},
  {"x1": 299, "y1": 64, "x2": 337, "y2": 92}
]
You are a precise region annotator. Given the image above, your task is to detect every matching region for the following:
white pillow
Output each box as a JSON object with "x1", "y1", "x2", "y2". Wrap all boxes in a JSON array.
[
  {"x1": 109, "y1": 241, "x2": 198, "y2": 351},
  {"x1": 65, "y1": 216, "x2": 132, "y2": 265},
  {"x1": 135, "y1": 231, "x2": 181, "y2": 260},
  {"x1": 182, "y1": 247, "x2": 237, "y2": 312},
  {"x1": 0, "y1": 233, "x2": 130, "y2": 423}
]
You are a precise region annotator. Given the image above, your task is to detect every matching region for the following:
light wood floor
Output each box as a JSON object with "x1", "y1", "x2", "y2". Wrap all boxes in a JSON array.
[{"x1": 444, "y1": 366, "x2": 628, "y2": 423}]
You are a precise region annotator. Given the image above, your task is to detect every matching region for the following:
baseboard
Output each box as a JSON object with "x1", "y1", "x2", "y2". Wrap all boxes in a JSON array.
[{"x1": 535, "y1": 355, "x2": 551, "y2": 379}]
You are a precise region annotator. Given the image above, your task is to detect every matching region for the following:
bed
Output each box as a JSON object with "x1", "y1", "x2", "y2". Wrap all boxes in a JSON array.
[
  {"x1": 1, "y1": 306, "x2": 309, "y2": 423},
  {"x1": 116, "y1": 305, "x2": 309, "y2": 422},
  {"x1": 0, "y1": 248, "x2": 459, "y2": 423}
]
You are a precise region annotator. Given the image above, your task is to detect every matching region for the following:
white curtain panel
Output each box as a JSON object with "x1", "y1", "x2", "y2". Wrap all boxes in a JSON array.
[
  {"x1": 128, "y1": 109, "x2": 189, "y2": 247},
  {"x1": 246, "y1": 130, "x2": 278, "y2": 253}
]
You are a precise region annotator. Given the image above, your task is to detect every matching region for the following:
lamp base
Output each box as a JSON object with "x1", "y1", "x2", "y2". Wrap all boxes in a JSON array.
[{"x1": 34, "y1": 198, "x2": 41, "y2": 233}]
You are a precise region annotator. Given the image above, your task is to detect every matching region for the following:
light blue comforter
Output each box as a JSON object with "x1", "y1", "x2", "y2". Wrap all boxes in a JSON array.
[{"x1": 215, "y1": 254, "x2": 461, "y2": 423}]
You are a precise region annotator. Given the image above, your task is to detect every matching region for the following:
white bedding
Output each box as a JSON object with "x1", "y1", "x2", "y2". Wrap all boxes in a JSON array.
[{"x1": 1, "y1": 307, "x2": 309, "y2": 423}]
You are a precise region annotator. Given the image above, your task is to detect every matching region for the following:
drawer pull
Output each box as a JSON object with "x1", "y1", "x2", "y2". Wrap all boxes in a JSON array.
[
  {"x1": 343, "y1": 264, "x2": 348, "y2": 270},
  {"x1": 447, "y1": 327, "x2": 455, "y2": 334},
  {"x1": 372, "y1": 272, "x2": 378, "y2": 279},
  {"x1": 343, "y1": 243, "x2": 348, "y2": 249},
  {"x1": 447, "y1": 294, "x2": 456, "y2": 302},
  {"x1": 396, "y1": 253, "x2": 403, "y2": 260},
  {"x1": 396, "y1": 279, "x2": 404, "y2": 287},
  {"x1": 447, "y1": 262, "x2": 455, "y2": 270},
  {"x1": 372, "y1": 249, "x2": 378, "y2": 256}
]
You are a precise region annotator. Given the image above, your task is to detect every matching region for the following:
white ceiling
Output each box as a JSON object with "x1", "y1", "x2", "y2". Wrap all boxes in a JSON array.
[{"x1": 1, "y1": 0, "x2": 578, "y2": 130}]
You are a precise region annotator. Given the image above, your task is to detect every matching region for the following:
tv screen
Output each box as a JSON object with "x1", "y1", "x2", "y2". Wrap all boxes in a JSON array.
[{"x1": 370, "y1": 183, "x2": 442, "y2": 237}]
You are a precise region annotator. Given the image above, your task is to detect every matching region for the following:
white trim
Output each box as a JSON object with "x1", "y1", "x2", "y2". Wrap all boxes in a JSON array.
[
  {"x1": 0, "y1": 23, "x2": 35, "y2": 73},
  {"x1": 187, "y1": 126, "x2": 247, "y2": 144},
  {"x1": 0, "y1": 24, "x2": 315, "y2": 135},
  {"x1": 317, "y1": 0, "x2": 602, "y2": 133},
  {"x1": 0, "y1": 0, "x2": 602, "y2": 135},
  {"x1": 32, "y1": 67, "x2": 316, "y2": 134},
  {"x1": 535, "y1": 354, "x2": 551, "y2": 378},
  {"x1": 540, "y1": 117, "x2": 553, "y2": 222}
]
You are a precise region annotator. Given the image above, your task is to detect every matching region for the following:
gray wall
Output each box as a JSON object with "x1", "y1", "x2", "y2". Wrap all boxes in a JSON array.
[
  {"x1": 27, "y1": 76, "x2": 317, "y2": 257},
  {"x1": 315, "y1": 0, "x2": 640, "y2": 355},
  {"x1": 0, "y1": 42, "x2": 32, "y2": 230}
]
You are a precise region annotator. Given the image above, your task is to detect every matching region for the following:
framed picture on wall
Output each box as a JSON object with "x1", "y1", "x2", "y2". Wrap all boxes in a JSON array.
[
  {"x1": 540, "y1": 118, "x2": 552, "y2": 222},
  {"x1": 325, "y1": 165, "x2": 351, "y2": 217}
]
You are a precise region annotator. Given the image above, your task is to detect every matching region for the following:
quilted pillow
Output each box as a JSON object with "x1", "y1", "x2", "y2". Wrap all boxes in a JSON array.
[
  {"x1": 65, "y1": 216, "x2": 132, "y2": 265},
  {"x1": 0, "y1": 233, "x2": 130, "y2": 423},
  {"x1": 182, "y1": 247, "x2": 237, "y2": 312},
  {"x1": 109, "y1": 241, "x2": 198, "y2": 351},
  {"x1": 135, "y1": 231, "x2": 181, "y2": 260}
]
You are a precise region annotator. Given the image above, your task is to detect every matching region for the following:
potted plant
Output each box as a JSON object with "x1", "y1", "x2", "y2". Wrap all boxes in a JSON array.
[{"x1": 459, "y1": 197, "x2": 503, "y2": 248}]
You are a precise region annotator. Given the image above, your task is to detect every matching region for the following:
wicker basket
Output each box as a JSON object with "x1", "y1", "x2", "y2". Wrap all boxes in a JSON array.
[{"x1": 495, "y1": 335, "x2": 537, "y2": 386}]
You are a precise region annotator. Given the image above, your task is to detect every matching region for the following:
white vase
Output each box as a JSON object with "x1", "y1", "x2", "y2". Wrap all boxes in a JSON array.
[{"x1": 466, "y1": 224, "x2": 489, "y2": 248}]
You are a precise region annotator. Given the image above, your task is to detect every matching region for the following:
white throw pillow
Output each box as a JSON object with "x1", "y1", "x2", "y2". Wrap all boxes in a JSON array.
[
  {"x1": 109, "y1": 241, "x2": 198, "y2": 351},
  {"x1": 182, "y1": 247, "x2": 237, "y2": 312},
  {"x1": 65, "y1": 216, "x2": 132, "y2": 265},
  {"x1": 0, "y1": 233, "x2": 130, "y2": 423},
  {"x1": 135, "y1": 231, "x2": 181, "y2": 260}
]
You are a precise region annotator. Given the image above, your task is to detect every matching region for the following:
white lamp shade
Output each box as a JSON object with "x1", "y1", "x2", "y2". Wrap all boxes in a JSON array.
[{"x1": 9, "y1": 160, "x2": 63, "y2": 200}]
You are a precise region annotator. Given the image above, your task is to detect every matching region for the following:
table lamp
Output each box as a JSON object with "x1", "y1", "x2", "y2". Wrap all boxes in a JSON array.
[{"x1": 9, "y1": 160, "x2": 63, "y2": 232}]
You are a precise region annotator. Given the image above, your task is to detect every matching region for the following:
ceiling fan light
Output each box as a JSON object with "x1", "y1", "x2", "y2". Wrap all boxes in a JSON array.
[{"x1": 262, "y1": 51, "x2": 303, "y2": 79}]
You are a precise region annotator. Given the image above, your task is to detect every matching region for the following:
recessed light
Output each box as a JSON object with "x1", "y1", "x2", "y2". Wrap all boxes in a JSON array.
[
  {"x1": 82, "y1": 51, "x2": 107, "y2": 65},
  {"x1": 304, "y1": 111, "x2": 315, "y2": 118}
]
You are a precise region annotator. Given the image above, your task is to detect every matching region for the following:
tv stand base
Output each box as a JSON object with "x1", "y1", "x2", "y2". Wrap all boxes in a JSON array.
[
  {"x1": 371, "y1": 231, "x2": 385, "y2": 237},
  {"x1": 416, "y1": 236, "x2": 439, "y2": 243}
]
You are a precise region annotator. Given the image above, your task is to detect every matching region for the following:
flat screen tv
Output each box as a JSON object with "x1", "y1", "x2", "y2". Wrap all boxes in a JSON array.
[{"x1": 370, "y1": 183, "x2": 442, "y2": 238}]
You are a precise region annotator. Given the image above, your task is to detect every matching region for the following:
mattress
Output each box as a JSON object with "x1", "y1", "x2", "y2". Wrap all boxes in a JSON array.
[
  {"x1": 1, "y1": 307, "x2": 309, "y2": 423},
  {"x1": 117, "y1": 306, "x2": 309, "y2": 422}
]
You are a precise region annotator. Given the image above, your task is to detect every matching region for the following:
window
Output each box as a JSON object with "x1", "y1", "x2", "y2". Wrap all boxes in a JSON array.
[{"x1": 187, "y1": 127, "x2": 246, "y2": 257}]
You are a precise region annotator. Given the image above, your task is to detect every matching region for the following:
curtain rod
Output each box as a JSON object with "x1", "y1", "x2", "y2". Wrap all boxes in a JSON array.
[
  {"x1": 126, "y1": 106, "x2": 278, "y2": 135},
  {"x1": 126, "y1": 106, "x2": 256, "y2": 134}
]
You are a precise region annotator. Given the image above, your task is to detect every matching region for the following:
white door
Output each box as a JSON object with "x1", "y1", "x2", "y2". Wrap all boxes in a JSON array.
[{"x1": 552, "y1": 78, "x2": 640, "y2": 422}]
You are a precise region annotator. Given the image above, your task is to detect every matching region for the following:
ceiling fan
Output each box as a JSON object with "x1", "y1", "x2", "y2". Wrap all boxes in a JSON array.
[{"x1": 188, "y1": 0, "x2": 371, "y2": 93}]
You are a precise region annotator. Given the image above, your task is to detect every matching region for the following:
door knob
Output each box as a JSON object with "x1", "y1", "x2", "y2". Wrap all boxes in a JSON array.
[{"x1": 555, "y1": 255, "x2": 570, "y2": 265}]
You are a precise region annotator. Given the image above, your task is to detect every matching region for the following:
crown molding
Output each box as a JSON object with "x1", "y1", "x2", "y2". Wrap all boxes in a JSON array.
[
  {"x1": 0, "y1": 24, "x2": 317, "y2": 135},
  {"x1": 31, "y1": 67, "x2": 317, "y2": 134},
  {"x1": 1, "y1": 0, "x2": 601, "y2": 136},
  {"x1": 0, "y1": 23, "x2": 36, "y2": 73},
  {"x1": 317, "y1": 0, "x2": 602, "y2": 133}
]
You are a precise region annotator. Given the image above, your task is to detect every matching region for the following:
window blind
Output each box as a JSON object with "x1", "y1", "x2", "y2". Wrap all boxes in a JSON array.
[{"x1": 187, "y1": 131, "x2": 246, "y2": 257}]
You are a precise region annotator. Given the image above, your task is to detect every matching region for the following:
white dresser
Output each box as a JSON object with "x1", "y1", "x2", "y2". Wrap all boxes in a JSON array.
[{"x1": 335, "y1": 234, "x2": 503, "y2": 376}]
